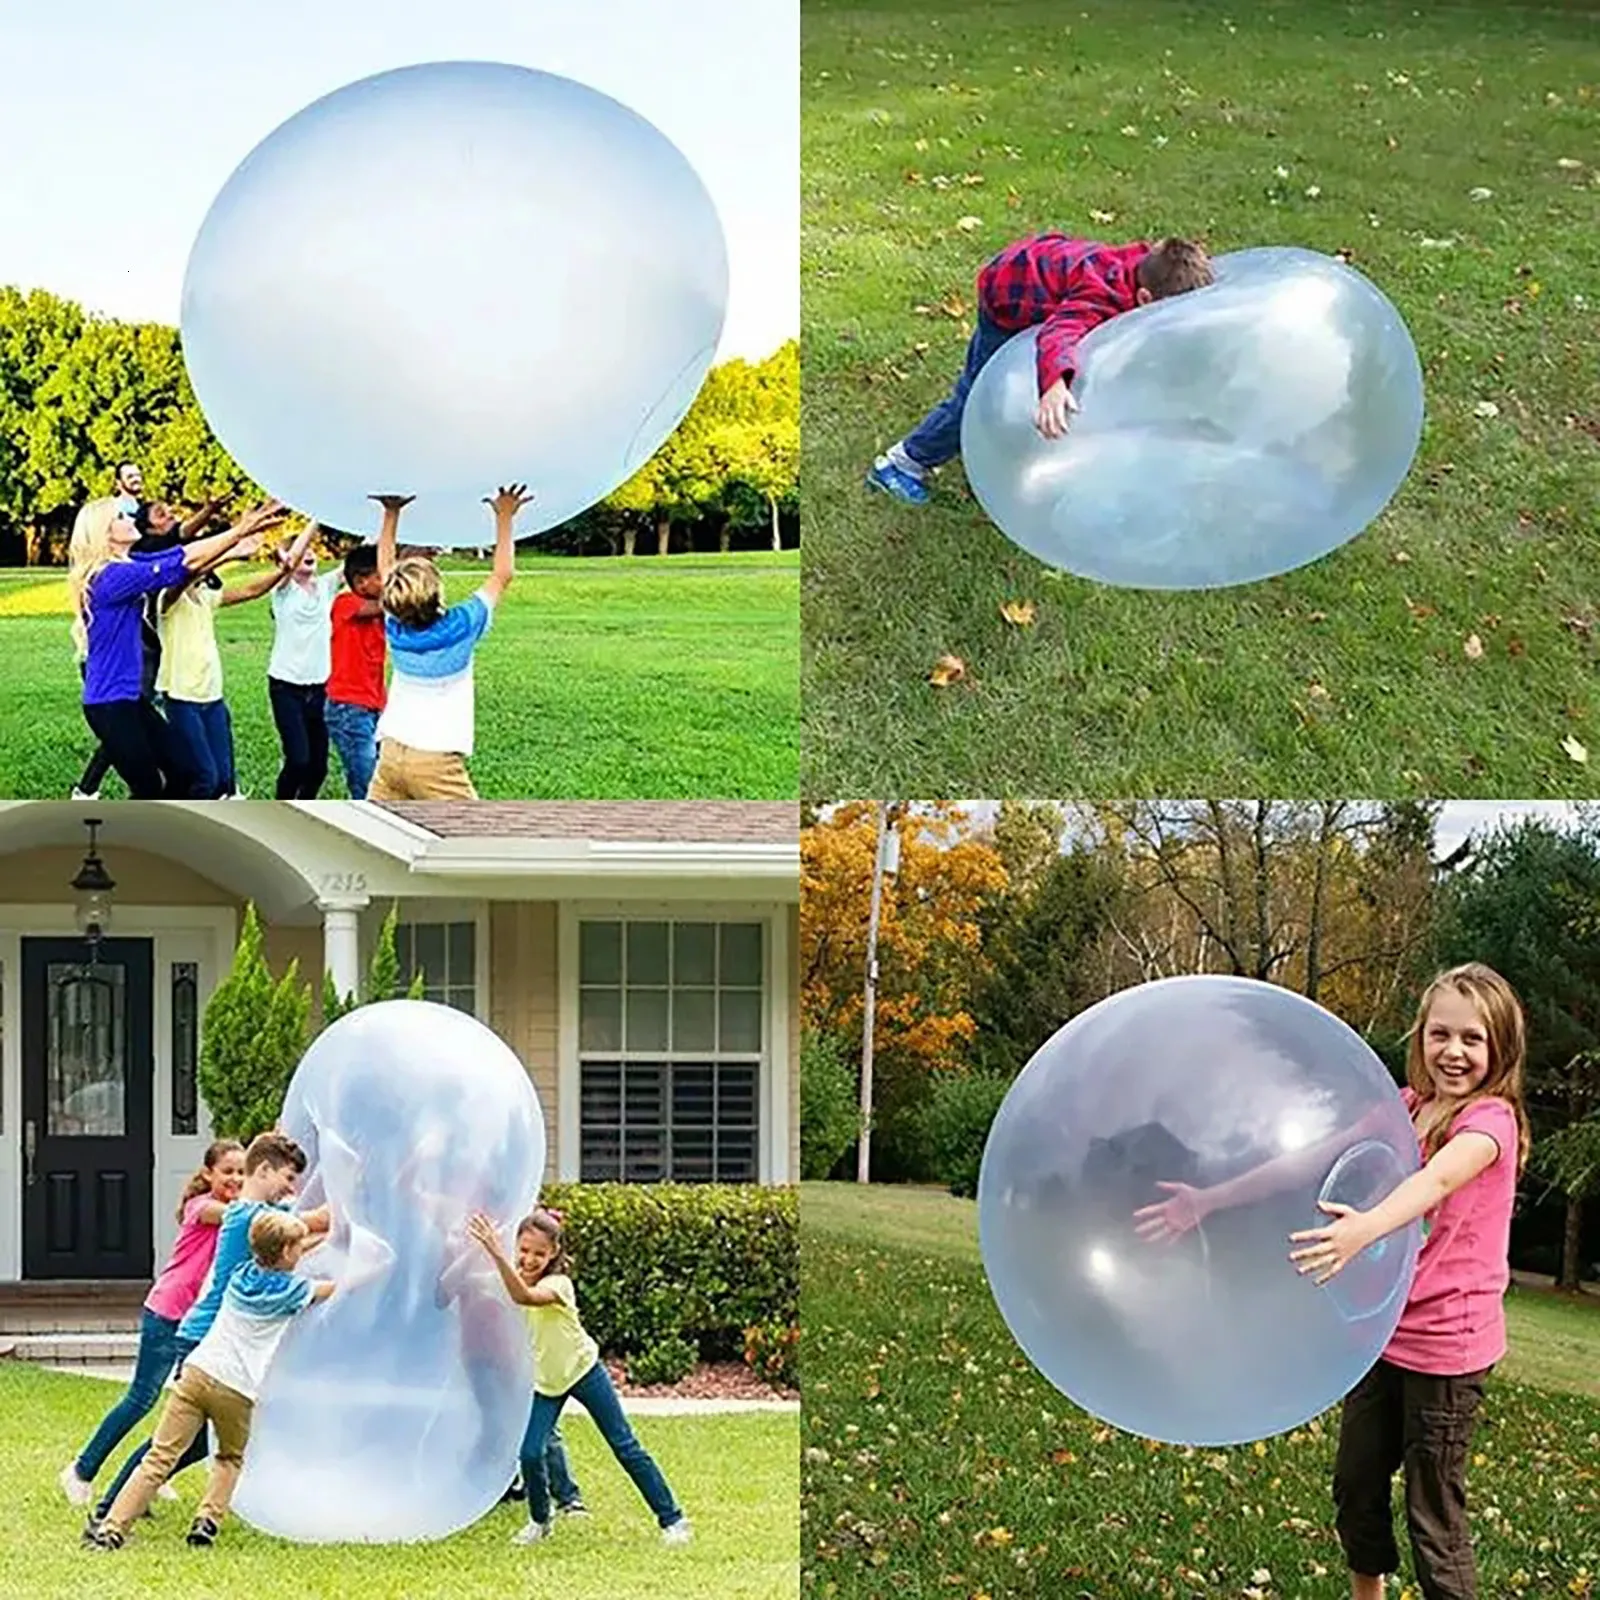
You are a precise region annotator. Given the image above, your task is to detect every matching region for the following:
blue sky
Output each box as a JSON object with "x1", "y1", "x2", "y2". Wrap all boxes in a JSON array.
[{"x1": 0, "y1": 0, "x2": 796, "y2": 360}]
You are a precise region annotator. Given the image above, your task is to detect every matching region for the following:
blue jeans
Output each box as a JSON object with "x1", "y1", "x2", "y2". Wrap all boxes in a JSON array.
[
  {"x1": 520, "y1": 1361, "x2": 681, "y2": 1528},
  {"x1": 74, "y1": 1309, "x2": 181, "y2": 1481},
  {"x1": 164, "y1": 698, "x2": 236, "y2": 797},
  {"x1": 901, "y1": 308, "x2": 1012, "y2": 469},
  {"x1": 93, "y1": 1335, "x2": 209, "y2": 1520},
  {"x1": 325, "y1": 699, "x2": 380, "y2": 799}
]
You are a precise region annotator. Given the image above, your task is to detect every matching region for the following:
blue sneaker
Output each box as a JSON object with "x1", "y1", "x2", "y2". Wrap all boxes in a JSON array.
[{"x1": 865, "y1": 458, "x2": 930, "y2": 506}]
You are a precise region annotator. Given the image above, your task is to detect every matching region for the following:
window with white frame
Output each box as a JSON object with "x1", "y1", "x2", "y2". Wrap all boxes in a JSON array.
[
  {"x1": 578, "y1": 919, "x2": 763, "y2": 1183},
  {"x1": 395, "y1": 922, "x2": 477, "y2": 1013}
]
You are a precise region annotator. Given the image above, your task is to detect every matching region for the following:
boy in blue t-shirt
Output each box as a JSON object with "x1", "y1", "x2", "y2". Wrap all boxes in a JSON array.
[
  {"x1": 87, "y1": 1131, "x2": 328, "y2": 1529},
  {"x1": 88, "y1": 1209, "x2": 345, "y2": 1549},
  {"x1": 364, "y1": 486, "x2": 529, "y2": 800}
]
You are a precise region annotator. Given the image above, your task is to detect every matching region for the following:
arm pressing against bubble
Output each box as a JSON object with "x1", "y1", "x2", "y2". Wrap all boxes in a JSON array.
[
  {"x1": 467, "y1": 1212, "x2": 562, "y2": 1305},
  {"x1": 1288, "y1": 1130, "x2": 1499, "y2": 1284},
  {"x1": 175, "y1": 500, "x2": 288, "y2": 574},
  {"x1": 371, "y1": 494, "x2": 416, "y2": 583},
  {"x1": 1134, "y1": 1100, "x2": 1398, "y2": 1245},
  {"x1": 218, "y1": 522, "x2": 315, "y2": 607},
  {"x1": 480, "y1": 485, "x2": 530, "y2": 604}
]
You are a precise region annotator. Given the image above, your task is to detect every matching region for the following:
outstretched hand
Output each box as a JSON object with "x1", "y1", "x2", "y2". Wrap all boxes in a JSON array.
[
  {"x1": 1132, "y1": 1181, "x2": 1209, "y2": 1245},
  {"x1": 1034, "y1": 378, "x2": 1079, "y2": 440},
  {"x1": 484, "y1": 483, "x2": 535, "y2": 517},
  {"x1": 240, "y1": 499, "x2": 289, "y2": 535},
  {"x1": 1288, "y1": 1201, "x2": 1376, "y2": 1284},
  {"x1": 369, "y1": 494, "x2": 417, "y2": 512},
  {"x1": 466, "y1": 1212, "x2": 504, "y2": 1256}
]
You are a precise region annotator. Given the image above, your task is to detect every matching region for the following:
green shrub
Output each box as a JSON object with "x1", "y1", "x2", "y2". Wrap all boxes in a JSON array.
[
  {"x1": 801, "y1": 1029, "x2": 860, "y2": 1179},
  {"x1": 627, "y1": 1336, "x2": 699, "y2": 1386},
  {"x1": 539, "y1": 1182, "x2": 797, "y2": 1363},
  {"x1": 917, "y1": 1071, "x2": 1011, "y2": 1199},
  {"x1": 743, "y1": 1319, "x2": 799, "y2": 1390},
  {"x1": 321, "y1": 904, "x2": 426, "y2": 1023},
  {"x1": 199, "y1": 905, "x2": 311, "y2": 1140}
]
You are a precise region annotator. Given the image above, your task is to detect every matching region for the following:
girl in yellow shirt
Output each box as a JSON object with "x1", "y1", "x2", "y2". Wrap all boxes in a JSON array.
[{"x1": 468, "y1": 1208, "x2": 691, "y2": 1548}]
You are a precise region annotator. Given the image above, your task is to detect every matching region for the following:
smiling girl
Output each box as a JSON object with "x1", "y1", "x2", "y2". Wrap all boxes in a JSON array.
[{"x1": 1289, "y1": 963, "x2": 1530, "y2": 1600}]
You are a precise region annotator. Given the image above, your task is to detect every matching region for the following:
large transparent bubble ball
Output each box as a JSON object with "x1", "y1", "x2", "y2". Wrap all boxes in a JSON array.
[
  {"x1": 181, "y1": 61, "x2": 728, "y2": 547},
  {"x1": 959, "y1": 247, "x2": 1424, "y2": 588},
  {"x1": 233, "y1": 999, "x2": 546, "y2": 1542},
  {"x1": 977, "y1": 976, "x2": 1421, "y2": 1446}
]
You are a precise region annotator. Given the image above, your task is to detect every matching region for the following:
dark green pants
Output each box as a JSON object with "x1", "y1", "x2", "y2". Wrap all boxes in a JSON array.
[{"x1": 1333, "y1": 1358, "x2": 1490, "y2": 1600}]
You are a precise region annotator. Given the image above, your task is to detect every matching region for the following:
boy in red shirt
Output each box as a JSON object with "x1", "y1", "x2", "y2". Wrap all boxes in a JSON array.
[
  {"x1": 325, "y1": 545, "x2": 386, "y2": 798},
  {"x1": 867, "y1": 234, "x2": 1213, "y2": 504}
]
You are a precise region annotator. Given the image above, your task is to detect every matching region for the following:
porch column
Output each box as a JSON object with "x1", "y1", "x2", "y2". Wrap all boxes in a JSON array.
[{"x1": 318, "y1": 879, "x2": 369, "y2": 1002}]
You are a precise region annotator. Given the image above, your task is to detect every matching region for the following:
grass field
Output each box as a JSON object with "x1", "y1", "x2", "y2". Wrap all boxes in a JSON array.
[
  {"x1": 802, "y1": 1182, "x2": 1600, "y2": 1599},
  {"x1": 801, "y1": 0, "x2": 1600, "y2": 797},
  {"x1": 0, "y1": 1364, "x2": 797, "y2": 1600},
  {"x1": 0, "y1": 551, "x2": 799, "y2": 800}
]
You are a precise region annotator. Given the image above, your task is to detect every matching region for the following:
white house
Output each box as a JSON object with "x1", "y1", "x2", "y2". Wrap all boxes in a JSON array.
[{"x1": 0, "y1": 800, "x2": 799, "y2": 1285}]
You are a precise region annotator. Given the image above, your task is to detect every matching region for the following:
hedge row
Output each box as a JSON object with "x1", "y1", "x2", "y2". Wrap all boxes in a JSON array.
[{"x1": 536, "y1": 1182, "x2": 798, "y2": 1384}]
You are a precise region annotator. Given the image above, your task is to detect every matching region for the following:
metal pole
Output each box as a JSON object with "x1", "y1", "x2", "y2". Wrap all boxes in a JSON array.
[{"x1": 858, "y1": 801, "x2": 891, "y2": 1182}]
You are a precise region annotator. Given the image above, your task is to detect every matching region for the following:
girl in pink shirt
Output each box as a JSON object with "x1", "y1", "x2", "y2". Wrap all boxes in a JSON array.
[
  {"x1": 1289, "y1": 964, "x2": 1530, "y2": 1600},
  {"x1": 59, "y1": 1139, "x2": 245, "y2": 1506}
]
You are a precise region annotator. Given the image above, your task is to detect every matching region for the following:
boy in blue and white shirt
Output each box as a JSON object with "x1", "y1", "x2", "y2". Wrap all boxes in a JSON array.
[
  {"x1": 89, "y1": 1209, "x2": 351, "y2": 1549},
  {"x1": 366, "y1": 485, "x2": 529, "y2": 800}
]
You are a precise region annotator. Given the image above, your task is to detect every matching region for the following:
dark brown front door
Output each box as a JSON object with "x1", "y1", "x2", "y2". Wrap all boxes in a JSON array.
[{"x1": 21, "y1": 938, "x2": 154, "y2": 1279}]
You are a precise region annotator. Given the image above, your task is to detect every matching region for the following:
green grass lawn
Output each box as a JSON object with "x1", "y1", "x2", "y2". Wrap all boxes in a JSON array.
[
  {"x1": 0, "y1": 1364, "x2": 797, "y2": 1600},
  {"x1": 802, "y1": 1182, "x2": 1600, "y2": 1598},
  {"x1": 0, "y1": 551, "x2": 799, "y2": 800},
  {"x1": 801, "y1": 0, "x2": 1600, "y2": 796}
]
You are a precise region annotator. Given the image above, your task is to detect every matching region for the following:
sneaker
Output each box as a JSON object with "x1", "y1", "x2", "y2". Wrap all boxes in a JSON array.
[
  {"x1": 510, "y1": 1520, "x2": 554, "y2": 1545},
  {"x1": 82, "y1": 1523, "x2": 124, "y2": 1551},
  {"x1": 556, "y1": 1498, "x2": 590, "y2": 1518},
  {"x1": 865, "y1": 457, "x2": 930, "y2": 506},
  {"x1": 70, "y1": 788, "x2": 101, "y2": 801},
  {"x1": 662, "y1": 1517, "x2": 694, "y2": 1546},
  {"x1": 157, "y1": 1483, "x2": 179, "y2": 1502},
  {"x1": 186, "y1": 1515, "x2": 219, "y2": 1547},
  {"x1": 500, "y1": 1477, "x2": 526, "y2": 1504},
  {"x1": 58, "y1": 1463, "x2": 93, "y2": 1507}
]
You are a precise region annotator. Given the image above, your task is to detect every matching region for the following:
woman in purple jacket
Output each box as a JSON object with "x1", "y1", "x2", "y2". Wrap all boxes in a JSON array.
[{"x1": 68, "y1": 496, "x2": 286, "y2": 797}]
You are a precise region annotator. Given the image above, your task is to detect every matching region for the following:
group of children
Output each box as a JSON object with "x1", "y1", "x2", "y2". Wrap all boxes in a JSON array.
[
  {"x1": 60, "y1": 1130, "x2": 690, "y2": 1553},
  {"x1": 66, "y1": 463, "x2": 524, "y2": 801}
]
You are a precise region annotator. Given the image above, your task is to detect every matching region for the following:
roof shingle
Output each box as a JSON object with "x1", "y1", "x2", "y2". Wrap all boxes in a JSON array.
[{"x1": 378, "y1": 802, "x2": 797, "y2": 845}]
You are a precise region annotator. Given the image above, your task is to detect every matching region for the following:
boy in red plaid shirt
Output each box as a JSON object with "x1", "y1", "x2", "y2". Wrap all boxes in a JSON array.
[{"x1": 868, "y1": 235, "x2": 1213, "y2": 505}]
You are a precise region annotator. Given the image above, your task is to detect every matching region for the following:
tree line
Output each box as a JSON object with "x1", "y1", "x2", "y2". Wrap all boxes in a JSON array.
[
  {"x1": 801, "y1": 800, "x2": 1600, "y2": 1291},
  {"x1": 0, "y1": 284, "x2": 798, "y2": 564}
]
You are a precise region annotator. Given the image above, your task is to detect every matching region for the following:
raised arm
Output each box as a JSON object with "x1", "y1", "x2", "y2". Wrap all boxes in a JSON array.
[
  {"x1": 480, "y1": 484, "x2": 531, "y2": 604},
  {"x1": 178, "y1": 496, "x2": 226, "y2": 540},
  {"x1": 369, "y1": 495, "x2": 415, "y2": 583},
  {"x1": 180, "y1": 500, "x2": 287, "y2": 571}
]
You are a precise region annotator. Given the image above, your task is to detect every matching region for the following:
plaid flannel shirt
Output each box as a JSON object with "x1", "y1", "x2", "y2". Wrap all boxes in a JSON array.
[{"x1": 977, "y1": 236, "x2": 1151, "y2": 394}]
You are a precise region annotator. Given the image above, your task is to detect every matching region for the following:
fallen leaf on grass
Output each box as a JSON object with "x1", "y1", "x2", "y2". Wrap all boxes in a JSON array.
[
  {"x1": 1557, "y1": 157, "x2": 1585, "y2": 170},
  {"x1": 1464, "y1": 633, "x2": 1485, "y2": 659},
  {"x1": 1307, "y1": 681, "x2": 1331, "y2": 701},
  {"x1": 1508, "y1": 636, "x2": 1527, "y2": 657},
  {"x1": 1406, "y1": 597, "x2": 1436, "y2": 620},
  {"x1": 1473, "y1": 400, "x2": 1501, "y2": 419},
  {"x1": 1392, "y1": 550, "x2": 1412, "y2": 564},
  {"x1": 1562, "y1": 736, "x2": 1588, "y2": 765},
  {"x1": 929, "y1": 654, "x2": 967, "y2": 686},
  {"x1": 999, "y1": 600, "x2": 1037, "y2": 626},
  {"x1": 955, "y1": 215, "x2": 982, "y2": 232},
  {"x1": 1089, "y1": 208, "x2": 1117, "y2": 223}
]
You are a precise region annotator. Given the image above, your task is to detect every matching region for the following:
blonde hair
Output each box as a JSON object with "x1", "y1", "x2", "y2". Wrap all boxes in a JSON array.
[
  {"x1": 249, "y1": 1209, "x2": 309, "y2": 1269},
  {"x1": 1405, "y1": 962, "x2": 1531, "y2": 1172},
  {"x1": 67, "y1": 498, "x2": 130, "y2": 660},
  {"x1": 382, "y1": 556, "x2": 444, "y2": 630}
]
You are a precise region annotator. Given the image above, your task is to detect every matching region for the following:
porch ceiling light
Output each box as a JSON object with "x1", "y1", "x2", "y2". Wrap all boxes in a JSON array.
[{"x1": 71, "y1": 816, "x2": 116, "y2": 948}]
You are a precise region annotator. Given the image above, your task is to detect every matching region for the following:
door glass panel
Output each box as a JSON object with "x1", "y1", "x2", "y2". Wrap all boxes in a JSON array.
[{"x1": 47, "y1": 963, "x2": 127, "y2": 1137}]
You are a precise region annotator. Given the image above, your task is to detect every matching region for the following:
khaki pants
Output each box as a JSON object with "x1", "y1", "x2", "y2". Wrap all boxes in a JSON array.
[
  {"x1": 1334, "y1": 1358, "x2": 1491, "y2": 1600},
  {"x1": 102, "y1": 1365, "x2": 254, "y2": 1535},
  {"x1": 367, "y1": 738, "x2": 478, "y2": 800}
]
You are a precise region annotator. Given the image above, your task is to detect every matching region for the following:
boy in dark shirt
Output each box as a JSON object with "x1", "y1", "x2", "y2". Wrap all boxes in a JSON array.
[{"x1": 867, "y1": 235, "x2": 1213, "y2": 505}]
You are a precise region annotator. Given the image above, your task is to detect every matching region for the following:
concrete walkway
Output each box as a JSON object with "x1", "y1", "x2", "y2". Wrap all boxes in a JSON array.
[{"x1": 41, "y1": 1362, "x2": 798, "y2": 1415}]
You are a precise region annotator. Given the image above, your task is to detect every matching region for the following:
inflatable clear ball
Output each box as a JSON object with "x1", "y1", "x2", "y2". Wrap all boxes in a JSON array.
[
  {"x1": 233, "y1": 1000, "x2": 546, "y2": 1542},
  {"x1": 959, "y1": 247, "x2": 1424, "y2": 588},
  {"x1": 181, "y1": 61, "x2": 728, "y2": 546},
  {"x1": 978, "y1": 976, "x2": 1421, "y2": 1446}
]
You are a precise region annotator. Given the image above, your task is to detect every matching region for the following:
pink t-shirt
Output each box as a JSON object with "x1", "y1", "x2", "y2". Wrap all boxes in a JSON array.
[
  {"x1": 1383, "y1": 1090, "x2": 1518, "y2": 1376},
  {"x1": 144, "y1": 1193, "x2": 224, "y2": 1322}
]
